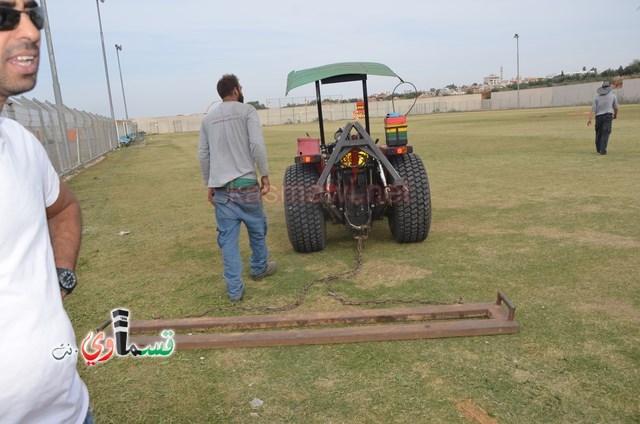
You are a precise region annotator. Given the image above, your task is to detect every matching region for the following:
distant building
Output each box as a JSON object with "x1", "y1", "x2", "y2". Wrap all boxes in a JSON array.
[{"x1": 484, "y1": 74, "x2": 501, "y2": 86}]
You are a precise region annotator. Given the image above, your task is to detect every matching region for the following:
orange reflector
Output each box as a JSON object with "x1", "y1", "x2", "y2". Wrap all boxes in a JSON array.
[
  {"x1": 301, "y1": 156, "x2": 313, "y2": 163},
  {"x1": 388, "y1": 146, "x2": 408, "y2": 155}
]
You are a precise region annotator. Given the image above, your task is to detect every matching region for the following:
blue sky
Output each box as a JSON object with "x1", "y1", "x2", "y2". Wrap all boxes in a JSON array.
[{"x1": 26, "y1": 0, "x2": 640, "y2": 118}]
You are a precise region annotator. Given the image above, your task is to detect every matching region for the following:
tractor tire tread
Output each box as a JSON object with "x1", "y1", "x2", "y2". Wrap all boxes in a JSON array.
[
  {"x1": 284, "y1": 164, "x2": 326, "y2": 252},
  {"x1": 388, "y1": 153, "x2": 431, "y2": 243}
]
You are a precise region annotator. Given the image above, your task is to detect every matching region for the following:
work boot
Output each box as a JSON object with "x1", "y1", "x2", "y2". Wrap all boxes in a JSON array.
[{"x1": 252, "y1": 262, "x2": 277, "y2": 280}]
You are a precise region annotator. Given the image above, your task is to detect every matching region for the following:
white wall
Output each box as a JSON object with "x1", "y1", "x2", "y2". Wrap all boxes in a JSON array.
[{"x1": 132, "y1": 79, "x2": 640, "y2": 134}]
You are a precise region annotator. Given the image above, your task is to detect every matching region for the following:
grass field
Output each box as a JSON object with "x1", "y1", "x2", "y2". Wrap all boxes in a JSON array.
[{"x1": 67, "y1": 105, "x2": 640, "y2": 423}]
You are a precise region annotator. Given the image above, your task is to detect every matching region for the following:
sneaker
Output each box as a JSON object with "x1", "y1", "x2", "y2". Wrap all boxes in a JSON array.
[{"x1": 252, "y1": 262, "x2": 277, "y2": 280}]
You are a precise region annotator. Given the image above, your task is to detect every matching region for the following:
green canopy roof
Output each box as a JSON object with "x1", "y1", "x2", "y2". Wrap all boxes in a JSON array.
[{"x1": 285, "y1": 62, "x2": 403, "y2": 96}]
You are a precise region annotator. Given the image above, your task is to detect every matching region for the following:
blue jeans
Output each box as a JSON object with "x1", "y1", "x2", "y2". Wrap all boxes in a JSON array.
[
  {"x1": 214, "y1": 185, "x2": 269, "y2": 300},
  {"x1": 84, "y1": 407, "x2": 95, "y2": 424},
  {"x1": 595, "y1": 113, "x2": 613, "y2": 153}
]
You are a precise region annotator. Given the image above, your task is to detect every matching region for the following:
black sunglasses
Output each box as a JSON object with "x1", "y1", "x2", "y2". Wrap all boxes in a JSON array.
[{"x1": 0, "y1": 6, "x2": 45, "y2": 31}]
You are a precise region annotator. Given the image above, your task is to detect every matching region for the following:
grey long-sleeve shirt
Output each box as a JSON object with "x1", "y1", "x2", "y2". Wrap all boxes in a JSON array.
[{"x1": 198, "y1": 101, "x2": 269, "y2": 188}]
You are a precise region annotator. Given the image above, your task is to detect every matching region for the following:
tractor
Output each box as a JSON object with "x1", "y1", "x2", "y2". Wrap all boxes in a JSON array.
[{"x1": 283, "y1": 62, "x2": 431, "y2": 252}]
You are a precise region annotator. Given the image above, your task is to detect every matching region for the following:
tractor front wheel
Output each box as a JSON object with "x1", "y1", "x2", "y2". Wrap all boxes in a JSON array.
[
  {"x1": 387, "y1": 153, "x2": 431, "y2": 243},
  {"x1": 284, "y1": 163, "x2": 326, "y2": 252}
]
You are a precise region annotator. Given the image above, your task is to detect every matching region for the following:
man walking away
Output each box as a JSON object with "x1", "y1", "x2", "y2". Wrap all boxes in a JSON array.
[
  {"x1": 587, "y1": 81, "x2": 619, "y2": 155},
  {"x1": 198, "y1": 74, "x2": 276, "y2": 302}
]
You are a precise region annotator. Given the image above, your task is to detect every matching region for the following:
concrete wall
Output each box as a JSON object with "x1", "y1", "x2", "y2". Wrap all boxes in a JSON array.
[
  {"x1": 134, "y1": 114, "x2": 203, "y2": 135},
  {"x1": 490, "y1": 79, "x2": 639, "y2": 109},
  {"x1": 257, "y1": 94, "x2": 482, "y2": 127},
  {"x1": 133, "y1": 79, "x2": 640, "y2": 134},
  {"x1": 619, "y1": 78, "x2": 640, "y2": 103},
  {"x1": 134, "y1": 95, "x2": 482, "y2": 135}
]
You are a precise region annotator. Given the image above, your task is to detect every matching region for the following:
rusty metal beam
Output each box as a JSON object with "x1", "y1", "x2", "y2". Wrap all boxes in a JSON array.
[
  {"x1": 126, "y1": 292, "x2": 519, "y2": 350},
  {"x1": 129, "y1": 302, "x2": 494, "y2": 333},
  {"x1": 131, "y1": 318, "x2": 518, "y2": 350}
]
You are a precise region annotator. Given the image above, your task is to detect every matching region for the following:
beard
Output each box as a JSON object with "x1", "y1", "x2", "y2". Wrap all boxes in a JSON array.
[
  {"x1": 238, "y1": 92, "x2": 244, "y2": 103},
  {"x1": 0, "y1": 73, "x2": 38, "y2": 99},
  {"x1": 0, "y1": 42, "x2": 40, "y2": 98}
]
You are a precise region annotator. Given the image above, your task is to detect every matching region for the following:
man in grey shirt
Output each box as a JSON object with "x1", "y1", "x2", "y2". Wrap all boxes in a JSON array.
[
  {"x1": 587, "y1": 81, "x2": 619, "y2": 155},
  {"x1": 198, "y1": 74, "x2": 276, "y2": 301}
]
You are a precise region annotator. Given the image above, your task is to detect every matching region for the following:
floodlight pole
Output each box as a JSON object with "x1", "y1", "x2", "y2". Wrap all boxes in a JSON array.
[
  {"x1": 513, "y1": 33, "x2": 520, "y2": 109},
  {"x1": 114, "y1": 44, "x2": 129, "y2": 120},
  {"x1": 96, "y1": 0, "x2": 117, "y2": 148},
  {"x1": 40, "y1": 0, "x2": 63, "y2": 106},
  {"x1": 40, "y1": 0, "x2": 73, "y2": 169},
  {"x1": 115, "y1": 44, "x2": 129, "y2": 138}
]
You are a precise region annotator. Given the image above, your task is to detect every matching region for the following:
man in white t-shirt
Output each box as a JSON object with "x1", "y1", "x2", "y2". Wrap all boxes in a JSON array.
[{"x1": 0, "y1": 1, "x2": 91, "y2": 422}]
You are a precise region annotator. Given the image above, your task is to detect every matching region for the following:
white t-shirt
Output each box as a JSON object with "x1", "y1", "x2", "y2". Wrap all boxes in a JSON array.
[{"x1": 0, "y1": 117, "x2": 89, "y2": 423}]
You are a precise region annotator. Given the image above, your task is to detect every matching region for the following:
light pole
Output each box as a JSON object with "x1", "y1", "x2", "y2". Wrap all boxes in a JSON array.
[
  {"x1": 40, "y1": 0, "x2": 63, "y2": 106},
  {"x1": 40, "y1": 0, "x2": 72, "y2": 168},
  {"x1": 114, "y1": 44, "x2": 129, "y2": 120},
  {"x1": 115, "y1": 44, "x2": 129, "y2": 138},
  {"x1": 513, "y1": 33, "x2": 520, "y2": 109},
  {"x1": 95, "y1": 0, "x2": 116, "y2": 147}
]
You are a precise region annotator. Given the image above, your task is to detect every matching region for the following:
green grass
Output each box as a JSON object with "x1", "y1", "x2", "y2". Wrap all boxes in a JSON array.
[{"x1": 67, "y1": 105, "x2": 640, "y2": 423}]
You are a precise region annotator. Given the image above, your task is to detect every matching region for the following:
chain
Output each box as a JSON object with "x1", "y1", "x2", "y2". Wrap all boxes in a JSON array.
[
  {"x1": 177, "y1": 235, "x2": 462, "y2": 320},
  {"x1": 226, "y1": 235, "x2": 368, "y2": 313},
  {"x1": 323, "y1": 235, "x2": 462, "y2": 306}
]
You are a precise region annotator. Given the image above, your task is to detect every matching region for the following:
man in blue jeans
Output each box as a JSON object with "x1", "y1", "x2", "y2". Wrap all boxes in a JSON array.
[
  {"x1": 198, "y1": 74, "x2": 276, "y2": 301},
  {"x1": 587, "y1": 81, "x2": 619, "y2": 155}
]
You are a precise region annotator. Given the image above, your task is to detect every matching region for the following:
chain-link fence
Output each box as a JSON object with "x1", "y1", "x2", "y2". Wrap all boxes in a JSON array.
[
  {"x1": 258, "y1": 96, "x2": 482, "y2": 126},
  {"x1": 1, "y1": 96, "x2": 137, "y2": 176}
]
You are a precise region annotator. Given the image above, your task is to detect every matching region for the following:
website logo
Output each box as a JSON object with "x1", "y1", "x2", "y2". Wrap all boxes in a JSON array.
[{"x1": 80, "y1": 308, "x2": 175, "y2": 366}]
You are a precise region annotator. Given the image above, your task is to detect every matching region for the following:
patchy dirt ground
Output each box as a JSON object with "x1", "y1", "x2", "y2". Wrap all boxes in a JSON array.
[{"x1": 453, "y1": 398, "x2": 498, "y2": 424}]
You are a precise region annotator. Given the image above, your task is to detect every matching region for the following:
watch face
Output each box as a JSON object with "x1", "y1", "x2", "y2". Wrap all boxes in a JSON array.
[{"x1": 57, "y1": 268, "x2": 77, "y2": 291}]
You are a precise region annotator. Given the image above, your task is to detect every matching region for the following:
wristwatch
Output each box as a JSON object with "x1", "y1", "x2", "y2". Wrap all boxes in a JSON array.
[{"x1": 57, "y1": 268, "x2": 77, "y2": 294}]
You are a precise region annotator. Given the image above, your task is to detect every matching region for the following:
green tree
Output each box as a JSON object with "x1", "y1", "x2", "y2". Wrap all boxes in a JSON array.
[
  {"x1": 248, "y1": 101, "x2": 267, "y2": 110},
  {"x1": 622, "y1": 59, "x2": 640, "y2": 75}
]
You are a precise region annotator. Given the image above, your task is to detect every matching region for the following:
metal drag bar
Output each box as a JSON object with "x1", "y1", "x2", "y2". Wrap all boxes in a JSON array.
[{"x1": 123, "y1": 293, "x2": 519, "y2": 350}]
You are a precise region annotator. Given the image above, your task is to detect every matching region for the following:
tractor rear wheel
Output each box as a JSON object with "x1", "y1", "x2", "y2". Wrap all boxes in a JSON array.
[
  {"x1": 284, "y1": 163, "x2": 326, "y2": 252},
  {"x1": 387, "y1": 153, "x2": 431, "y2": 243}
]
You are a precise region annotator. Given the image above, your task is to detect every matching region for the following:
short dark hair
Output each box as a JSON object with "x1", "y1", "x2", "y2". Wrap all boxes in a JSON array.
[{"x1": 217, "y1": 74, "x2": 240, "y2": 99}]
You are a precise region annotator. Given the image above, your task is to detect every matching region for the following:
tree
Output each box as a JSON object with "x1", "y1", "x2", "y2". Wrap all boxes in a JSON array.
[
  {"x1": 248, "y1": 101, "x2": 267, "y2": 110},
  {"x1": 624, "y1": 59, "x2": 640, "y2": 75}
]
